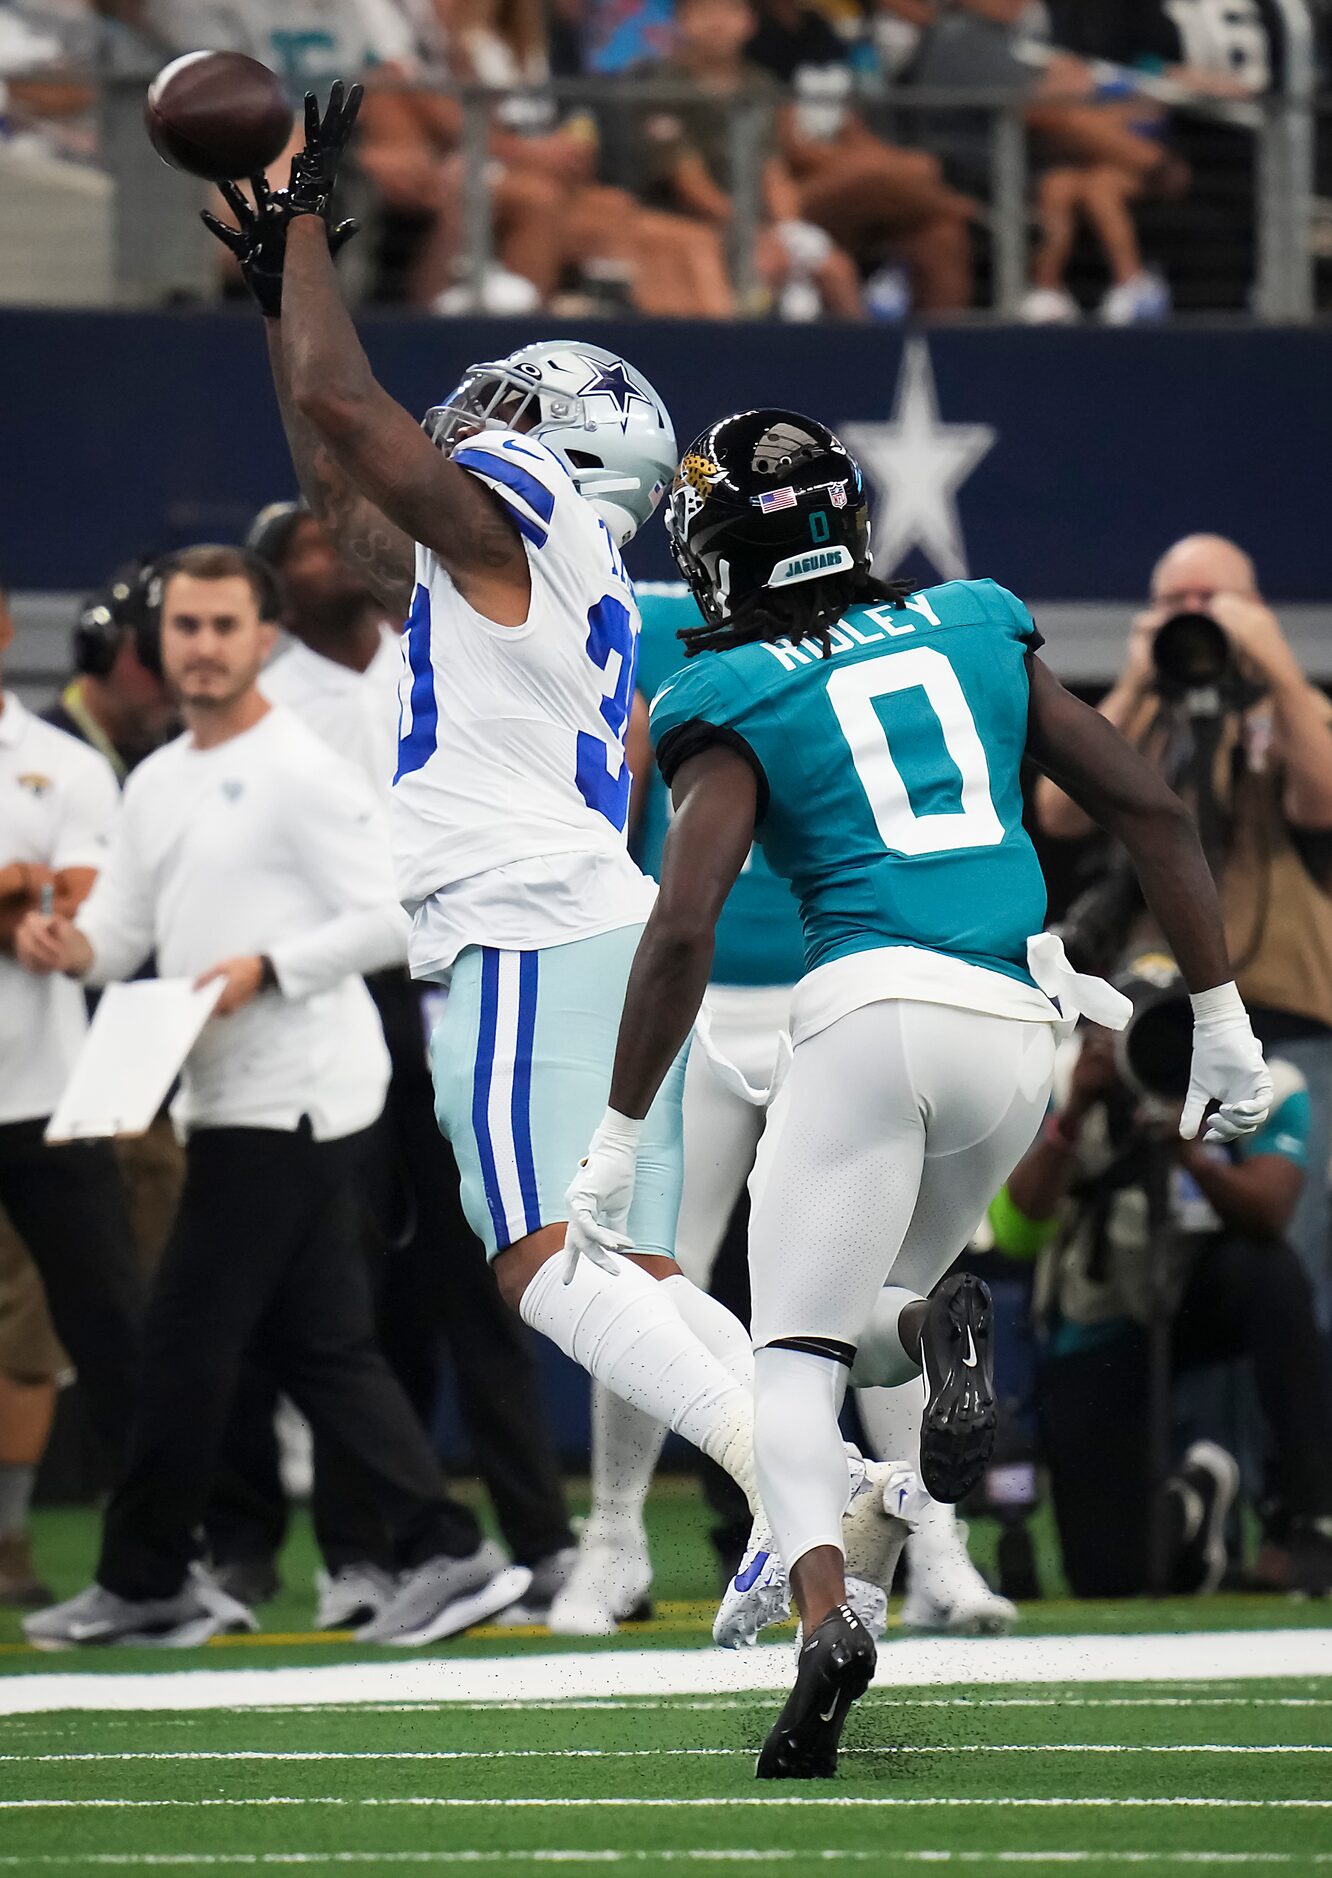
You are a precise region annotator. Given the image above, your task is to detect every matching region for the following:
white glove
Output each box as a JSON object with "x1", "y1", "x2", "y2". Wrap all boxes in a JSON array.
[
  {"x1": 562, "y1": 1108, "x2": 643, "y2": 1284},
  {"x1": 775, "y1": 217, "x2": 833, "y2": 272},
  {"x1": 1180, "y1": 982, "x2": 1274, "y2": 1145}
]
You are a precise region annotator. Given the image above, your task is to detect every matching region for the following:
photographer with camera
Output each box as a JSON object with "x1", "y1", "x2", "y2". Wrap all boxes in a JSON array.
[
  {"x1": 1035, "y1": 536, "x2": 1332, "y2": 1330},
  {"x1": 990, "y1": 959, "x2": 1332, "y2": 1598}
]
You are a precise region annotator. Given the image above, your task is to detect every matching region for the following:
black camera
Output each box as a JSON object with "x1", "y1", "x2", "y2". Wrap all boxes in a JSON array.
[
  {"x1": 1151, "y1": 611, "x2": 1237, "y2": 703},
  {"x1": 1114, "y1": 955, "x2": 1193, "y2": 1102}
]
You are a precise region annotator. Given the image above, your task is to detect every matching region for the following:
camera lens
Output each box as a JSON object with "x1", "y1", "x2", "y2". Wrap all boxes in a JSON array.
[{"x1": 1151, "y1": 611, "x2": 1232, "y2": 696}]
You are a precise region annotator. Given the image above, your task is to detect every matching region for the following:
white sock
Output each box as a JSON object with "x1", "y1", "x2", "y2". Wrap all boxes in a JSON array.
[
  {"x1": 849, "y1": 1285, "x2": 925, "y2": 1389},
  {"x1": 753, "y1": 1346, "x2": 850, "y2": 1572},
  {"x1": 661, "y1": 1274, "x2": 754, "y2": 1387},
  {"x1": 856, "y1": 1379, "x2": 961, "y2": 1554},
  {"x1": 521, "y1": 1254, "x2": 758, "y2": 1512},
  {"x1": 586, "y1": 1381, "x2": 667, "y2": 1538}
]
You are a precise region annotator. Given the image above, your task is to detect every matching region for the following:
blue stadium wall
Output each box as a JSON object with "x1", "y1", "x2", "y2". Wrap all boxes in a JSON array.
[{"x1": 4, "y1": 312, "x2": 1332, "y2": 600}]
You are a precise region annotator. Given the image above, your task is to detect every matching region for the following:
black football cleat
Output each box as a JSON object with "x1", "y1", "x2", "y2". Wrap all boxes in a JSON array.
[
  {"x1": 756, "y1": 1604, "x2": 876, "y2": 1780},
  {"x1": 919, "y1": 1273, "x2": 996, "y2": 1504}
]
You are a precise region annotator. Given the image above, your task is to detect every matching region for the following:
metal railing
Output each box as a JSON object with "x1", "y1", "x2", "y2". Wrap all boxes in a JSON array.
[{"x1": 4, "y1": 61, "x2": 1324, "y2": 319}]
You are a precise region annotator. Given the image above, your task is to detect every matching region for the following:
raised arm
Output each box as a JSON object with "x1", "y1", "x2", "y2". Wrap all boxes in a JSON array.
[{"x1": 265, "y1": 323, "x2": 414, "y2": 620}]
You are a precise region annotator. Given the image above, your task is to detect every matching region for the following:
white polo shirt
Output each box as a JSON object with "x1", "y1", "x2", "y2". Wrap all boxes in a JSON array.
[
  {"x1": 0, "y1": 694, "x2": 119, "y2": 1126},
  {"x1": 261, "y1": 628, "x2": 403, "y2": 800},
  {"x1": 75, "y1": 705, "x2": 409, "y2": 1142}
]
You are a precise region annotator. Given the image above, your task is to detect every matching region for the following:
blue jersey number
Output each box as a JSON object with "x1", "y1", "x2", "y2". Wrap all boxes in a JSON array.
[
  {"x1": 576, "y1": 595, "x2": 638, "y2": 831},
  {"x1": 394, "y1": 584, "x2": 437, "y2": 783}
]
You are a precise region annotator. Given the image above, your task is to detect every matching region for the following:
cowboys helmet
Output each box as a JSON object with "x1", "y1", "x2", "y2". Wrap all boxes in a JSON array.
[
  {"x1": 424, "y1": 341, "x2": 676, "y2": 548},
  {"x1": 666, "y1": 409, "x2": 871, "y2": 628}
]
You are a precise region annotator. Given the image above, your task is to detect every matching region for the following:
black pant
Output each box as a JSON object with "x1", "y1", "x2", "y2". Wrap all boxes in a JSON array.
[
  {"x1": 1040, "y1": 1229, "x2": 1332, "y2": 1598},
  {"x1": 207, "y1": 975, "x2": 571, "y2": 1575},
  {"x1": 0, "y1": 1120, "x2": 143, "y2": 1479},
  {"x1": 98, "y1": 1124, "x2": 481, "y2": 1601}
]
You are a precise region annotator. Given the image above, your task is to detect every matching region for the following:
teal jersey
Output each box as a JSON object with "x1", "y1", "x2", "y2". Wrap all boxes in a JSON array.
[
  {"x1": 649, "y1": 578, "x2": 1048, "y2": 983},
  {"x1": 635, "y1": 587, "x2": 805, "y2": 988}
]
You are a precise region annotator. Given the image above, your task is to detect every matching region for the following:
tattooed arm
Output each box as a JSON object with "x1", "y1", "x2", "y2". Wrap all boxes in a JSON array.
[
  {"x1": 280, "y1": 217, "x2": 530, "y2": 627},
  {"x1": 266, "y1": 323, "x2": 415, "y2": 620}
]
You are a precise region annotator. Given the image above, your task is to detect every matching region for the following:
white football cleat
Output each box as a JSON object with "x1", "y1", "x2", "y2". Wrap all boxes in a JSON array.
[
  {"x1": 546, "y1": 1521, "x2": 652, "y2": 1637},
  {"x1": 714, "y1": 1519, "x2": 789, "y2": 1650},
  {"x1": 902, "y1": 1517, "x2": 1018, "y2": 1636}
]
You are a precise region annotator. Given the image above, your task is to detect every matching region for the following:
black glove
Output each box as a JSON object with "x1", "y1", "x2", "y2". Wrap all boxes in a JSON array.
[
  {"x1": 201, "y1": 170, "x2": 357, "y2": 319},
  {"x1": 287, "y1": 80, "x2": 364, "y2": 220}
]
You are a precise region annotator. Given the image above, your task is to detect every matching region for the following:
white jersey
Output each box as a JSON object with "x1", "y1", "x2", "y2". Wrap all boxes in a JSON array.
[{"x1": 390, "y1": 427, "x2": 656, "y2": 977}]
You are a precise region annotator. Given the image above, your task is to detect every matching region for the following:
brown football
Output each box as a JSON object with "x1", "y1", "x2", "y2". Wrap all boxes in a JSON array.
[{"x1": 145, "y1": 51, "x2": 294, "y2": 184}]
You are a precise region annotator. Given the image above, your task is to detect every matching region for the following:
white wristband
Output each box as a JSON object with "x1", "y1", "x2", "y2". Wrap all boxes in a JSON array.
[{"x1": 1190, "y1": 981, "x2": 1246, "y2": 1024}]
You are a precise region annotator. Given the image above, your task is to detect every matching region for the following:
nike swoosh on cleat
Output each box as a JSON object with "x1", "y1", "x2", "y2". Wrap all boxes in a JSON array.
[
  {"x1": 962, "y1": 1328, "x2": 978, "y2": 1369},
  {"x1": 732, "y1": 1552, "x2": 770, "y2": 1594},
  {"x1": 819, "y1": 1697, "x2": 839, "y2": 1723}
]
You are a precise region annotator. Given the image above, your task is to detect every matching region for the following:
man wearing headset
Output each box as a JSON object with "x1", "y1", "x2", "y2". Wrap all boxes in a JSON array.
[
  {"x1": 0, "y1": 579, "x2": 144, "y2": 1605},
  {"x1": 43, "y1": 561, "x2": 178, "y2": 782}
]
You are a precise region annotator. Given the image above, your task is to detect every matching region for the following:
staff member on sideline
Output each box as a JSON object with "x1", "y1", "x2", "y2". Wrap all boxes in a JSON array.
[
  {"x1": 17, "y1": 546, "x2": 527, "y2": 1648},
  {"x1": 0, "y1": 579, "x2": 143, "y2": 1601}
]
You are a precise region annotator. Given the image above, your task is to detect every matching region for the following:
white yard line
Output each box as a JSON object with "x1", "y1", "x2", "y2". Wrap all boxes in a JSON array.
[
  {"x1": 6, "y1": 1745, "x2": 1332, "y2": 1765},
  {"x1": 4, "y1": 1632, "x2": 1332, "y2": 1715},
  {"x1": 0, "y1": 1856, "x2": 1331, "y2": 1870},
  {"x1": 4, "y1": 1797, "x2": 1332, "y2": 1811}
]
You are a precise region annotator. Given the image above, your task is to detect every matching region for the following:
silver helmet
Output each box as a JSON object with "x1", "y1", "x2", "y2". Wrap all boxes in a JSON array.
[{"x1": 423, "y1": 340, "x2": 677, "y2": 547}]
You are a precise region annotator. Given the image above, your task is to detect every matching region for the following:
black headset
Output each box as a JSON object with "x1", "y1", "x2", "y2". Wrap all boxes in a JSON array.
[{"x1": 73, "y1": 547, "x2": 285, "y2": 681}]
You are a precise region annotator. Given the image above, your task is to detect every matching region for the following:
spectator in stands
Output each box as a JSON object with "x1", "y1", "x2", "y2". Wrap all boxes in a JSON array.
[
  {"x1": 991, "y1": 1002, "x2": 1332, "y2": 1597},
  {"x1": 639, "y1": 0, "x2": 865, "y2": 317},
  {"x1": 1034, "y1": 535, "x2": 1332, "y2": 1336},
  {"x1": 17, "y1": 546, "x2": 523, "y2": 1648},
  {"x1": 0, "y1": 578, "x2": 145, "y2": 1600},
  {"x1": 746, "y1": 0, "x2": 977, "y2": 314}
]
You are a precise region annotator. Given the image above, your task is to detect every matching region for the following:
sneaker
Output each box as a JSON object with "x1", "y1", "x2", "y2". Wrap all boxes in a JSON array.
[
  {"x1": 1018, "y1": 285, "x2": 1080, "y2": 324},
  {"x1": 1099, "y1": 269, "x2": 1171, "y2": 326},
  {"x1": 314, "y1": 1563, "x2": 397, "y2": 1631},
  {"x1": 919, "y1": 1274, "x2": 997, "y2": 1504},
  {"x1": 902, "y1": 1517, "x2": 1018, "y2": 1636},
  {"x1": 1165, "y1": 1440, "x2": 1239, "y2": 1595},
  {"x1": 714, "y1": 1517, "x2": 789, "y2": 1650},
  {"x1": 24, "y1": 1567, "x2": 257, "y2": 1650},
  {"x1": 494, "y1": 1546, "x2": 579, "y2": 1627},
  {"x1": 0, "y1": 1532, "x2": 53, "y2": 1609},
  {"x1": 548, "y1": 1523, "x2": 653, "y2": 1637},
  {"x1": 209, "y1": 1557, "x2": 281, "y2": 1611},
  {"x1": 756, "y1": 1603, "x2": 877, "y2": 1780},
  {"x1": 356, "y1": 1541, "x2": 530, "y2": 1647}
]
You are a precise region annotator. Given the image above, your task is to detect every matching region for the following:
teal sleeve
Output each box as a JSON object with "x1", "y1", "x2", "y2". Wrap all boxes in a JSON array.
[
  {"x1": 981, "y1": 580, "x2": 1041, "y2": 651},
  {"x1": 1238, "y1": 1085, "x2": 1311, "y2": 1169},
  {"x1": 648, "y1": 657, "x2": 729, "y2": 752}
]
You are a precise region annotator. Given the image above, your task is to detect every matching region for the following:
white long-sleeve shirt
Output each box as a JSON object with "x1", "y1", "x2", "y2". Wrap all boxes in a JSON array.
[
  {"x1": 261, "y1": 626, "x2": 404, "y2": 802},
  {"x1": 75, "y1": 705, "x2": 409, "y2": 1140}
]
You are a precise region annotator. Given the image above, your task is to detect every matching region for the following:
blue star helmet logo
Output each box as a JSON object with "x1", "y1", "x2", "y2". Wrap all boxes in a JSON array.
[{"x1": 574, "y1": 354, "x2": 653, "y2": 431}]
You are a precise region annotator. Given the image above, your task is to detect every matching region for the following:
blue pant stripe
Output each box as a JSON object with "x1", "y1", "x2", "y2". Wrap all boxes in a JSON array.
[
  {"x1": 511, "y1": 950, "x2": 542, "y2": 1237},
  {"x1": 471, "y1": 947, "x2": 510, "y2": 1251}
]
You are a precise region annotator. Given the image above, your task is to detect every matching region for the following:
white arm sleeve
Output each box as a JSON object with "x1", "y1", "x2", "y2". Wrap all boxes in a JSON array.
[
  {"x1": 74, "y1": 794, "x2": 157, "y2": 985},
  {"x1": 268, "y1": 756, "x2": 409, "y2": 999},
  {"x1": 50, "y1": 747, "x2": 119, "y2": 874}
]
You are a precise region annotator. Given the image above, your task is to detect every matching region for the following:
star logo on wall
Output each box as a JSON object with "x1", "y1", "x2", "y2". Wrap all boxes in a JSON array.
[
  {"x1": 842, "y1": 340, "x2": 996, "y2": 583},
  {"x1": 574, "y1": 355, "x2": 654, "y2": 430}
]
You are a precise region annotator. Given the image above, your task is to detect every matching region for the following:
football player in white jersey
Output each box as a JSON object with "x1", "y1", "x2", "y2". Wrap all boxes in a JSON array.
[{"x1": 205, "y1": 84, "x2": 832, "y2": 1643}]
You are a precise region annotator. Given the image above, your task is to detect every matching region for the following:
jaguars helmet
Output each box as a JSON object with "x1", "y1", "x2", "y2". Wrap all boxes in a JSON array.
[
  {"x1": 666, "y1": 409, "x2": 871, "y2": 628},
  {"x1": 423, "y1": 340, "x2": 676, "y2": 548}
]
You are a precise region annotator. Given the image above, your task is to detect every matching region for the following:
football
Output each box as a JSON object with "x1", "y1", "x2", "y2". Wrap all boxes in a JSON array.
[{"x1": 145, "y1": 51, "x2": 294, "y2": 183}]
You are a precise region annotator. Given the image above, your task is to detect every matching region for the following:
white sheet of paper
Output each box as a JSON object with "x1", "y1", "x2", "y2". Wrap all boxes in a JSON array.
[{"x1": 44, "y1": 978, "x2": 224, "y2": 1142}]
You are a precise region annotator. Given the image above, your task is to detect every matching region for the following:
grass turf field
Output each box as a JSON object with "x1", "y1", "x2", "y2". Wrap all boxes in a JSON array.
[{"x1": 3, "y1": 1488, "x2": 1332, "y2": 1875}]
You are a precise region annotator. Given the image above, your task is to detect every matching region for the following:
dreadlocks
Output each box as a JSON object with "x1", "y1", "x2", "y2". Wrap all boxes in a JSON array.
[{"x1": 679, "y1": 570, "x2": 914, "y2": 660}]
